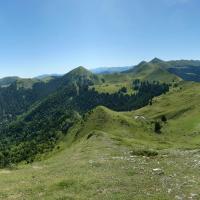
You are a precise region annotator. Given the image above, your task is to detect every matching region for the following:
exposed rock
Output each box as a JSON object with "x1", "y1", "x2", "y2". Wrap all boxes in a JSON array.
[{"x1": 152, "y1": 168, "x2": 164, "y2": 175}]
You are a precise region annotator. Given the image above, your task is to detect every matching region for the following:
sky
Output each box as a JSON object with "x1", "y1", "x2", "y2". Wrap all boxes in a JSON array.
[{"x1": 0, "y1": 0, "x2": 199, "y2": 78}]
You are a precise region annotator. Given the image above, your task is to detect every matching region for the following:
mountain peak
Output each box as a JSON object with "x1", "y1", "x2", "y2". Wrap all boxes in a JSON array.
[
  {"x1": 67, "y1": 66, "x2": 91, "y2": 76},
  {"x1": 62, "y1": 66, "x2": 100, "y2": 86},
  {"x1": 76, "y1": 66, "x2": 87, "y2": 70},
  {"x1": 150, "y1": 58, "x2": 163, "y2": 64}
]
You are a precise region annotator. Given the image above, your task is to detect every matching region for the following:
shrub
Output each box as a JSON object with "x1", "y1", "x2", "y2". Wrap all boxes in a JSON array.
[
  {"x1": 161, "y1": 115, "x2": 167, "y2": 123},
  {"x1": 131, "y1": 149, "x2": 158, "y2": 157},
  {"x1": 154, "y1": 121, "x2": 162, "y2": 133}
]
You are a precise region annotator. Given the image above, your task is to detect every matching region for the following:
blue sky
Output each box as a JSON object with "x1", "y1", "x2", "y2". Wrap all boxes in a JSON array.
[{"x1": 0, "y1": 0, "x2": 199, "y2": 77}]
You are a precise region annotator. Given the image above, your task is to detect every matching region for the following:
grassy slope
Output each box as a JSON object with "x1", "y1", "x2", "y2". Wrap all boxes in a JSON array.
[
  {"x1": 127, "y1": 61, "x2": 181, "y2": 83},
  {"x1": 1, "y1": 82, "x2": 200, "y2": 199},
  {"x1": 2, "y1": 132, "x2": 200, "y2": 200},
  {"x1": 93, "y1": 61, "x2": 181, "y2": 94},
  {"x1": 133, "y1": 81, "x2": 200, "y2": 148},
  {"x1": 93, "y1": 73, "x2": 134, "y2": 94}
]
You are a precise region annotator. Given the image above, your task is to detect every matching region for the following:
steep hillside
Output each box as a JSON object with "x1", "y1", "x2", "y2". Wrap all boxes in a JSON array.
[
  {"x1": 1, "y1": 62, "x2": 200, "y2": 199},
  {"x1": 0, "y1": 67, "x2": 100, "y2": 123},
  {"x1": 2, "y1": 86, "x2": 200, "y2": 199},
  {"x1": 0, "y1": 75, "x2": 169, "y2": 167},
  {"x1": 0, "y1": 76, "x2": 20, "y2": 87},
  {"x1": 125, "y1": 58, "x2": 200, "y2": 83},
  {"x1": 0, "y1": 67, "x2": 102, "y2": 165},
  {"x1": 124, "y1": 58, "x2": 181, "y2": 82},
  {"x1": 167, "y1": 60, "x2": 200, "y2": 82},
  {"x1": 77, "y1": 81, "x2": 200, "y2": 149},
  {"x1": 92, "y1": 59, "x2": 175, "y2": 94},
  {"x1": 1, "y1": 58, "x2": 200, "y2": 124},
  {"x1": 63, "y1": 66, "x2": 101, "y2": 85},
  {"x1": 132, "y1": 81, "x2": 200, "y2": 148}
]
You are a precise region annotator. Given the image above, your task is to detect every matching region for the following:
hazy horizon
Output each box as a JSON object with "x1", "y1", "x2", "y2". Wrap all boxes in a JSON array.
[{"x1": 1, "y1": 57, "x2": 200, "y2": 79}]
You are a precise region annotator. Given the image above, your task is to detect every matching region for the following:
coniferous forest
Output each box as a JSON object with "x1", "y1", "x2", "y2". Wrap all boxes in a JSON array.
[{"x1": 0, "y1": 75, "x2": 169, "y2": 167}]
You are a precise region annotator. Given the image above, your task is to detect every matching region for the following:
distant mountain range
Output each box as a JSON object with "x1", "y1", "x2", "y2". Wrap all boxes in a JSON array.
[
  {"x1": 123, "y1": 58, "x2": 200, "y2": 82},
  {"x1": 1, "y1": 58, "x2": 200, "y2": 167},
  {"x1": 1, "y1": 58, "x2": 200, "y2": 88},
  {"x1": 35, "y1": 74, "x2": 62, "y2": 80},
  {"x1": 91, "y1": 66, "x2": 133, "y2": 74}
]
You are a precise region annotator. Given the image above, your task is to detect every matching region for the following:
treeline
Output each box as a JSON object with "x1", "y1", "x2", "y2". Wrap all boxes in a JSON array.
[
  {"x1": 0, "y1": 80, "x2": 169, "y2": 167},
  {"x1": 0, "y1": 68, "x2": 100, "y2": 125},
  {"x1": 74, "y1": 80, "x2": 169, "y2": 112}
]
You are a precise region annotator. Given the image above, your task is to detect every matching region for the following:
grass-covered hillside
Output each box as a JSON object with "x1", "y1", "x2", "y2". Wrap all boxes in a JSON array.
[
  {"x1": 0, "y1": 69, "x2": 169, "y2": 167},
  {"x1": 93, "y1": 58, "x2": 182, "y2": 94},
  {"x1": 1, "y1": 82, "x2": 200, "y2": 199},
  {"x1": 133, "y1": 81, "x2": 200, "y2": 149},
  {"x1": 1, "y1": 60, "x2": 200, "y2": 199},
  {"x1": 1, "y1": 58, "x2": 200, "y2": 121},
  {"x1": 124, "y1": 58, "x2": 200, "y2": 83},
  {"x1": 78, "y1": 82, "x2": 200, "y2": 150},
  {"x1": 124, "y1": 58, "x2": 181, "y2": 83}
]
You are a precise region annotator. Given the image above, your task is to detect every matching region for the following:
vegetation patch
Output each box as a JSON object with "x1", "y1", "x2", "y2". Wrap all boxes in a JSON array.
[
  {"x1": 57, "y1": 179, "x2": 77, "y2": 189},
  {"x1": 87, "y1": 133, "x2": 94, "y2": 140},
  {"x1": 131, "y1": 149, "x2": 158, "y2": 157}
]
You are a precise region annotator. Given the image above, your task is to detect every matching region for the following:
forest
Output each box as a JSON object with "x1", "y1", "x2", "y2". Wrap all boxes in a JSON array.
[{"x1": 0, "y1": 79, "x2": 169, "y2": 167}]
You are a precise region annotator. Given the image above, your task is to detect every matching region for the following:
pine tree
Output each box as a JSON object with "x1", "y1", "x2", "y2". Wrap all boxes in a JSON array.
[
  {"x1": 154, "y1": 121, "x2": 161, "y2": 133},
  {"x1": 161, "y1": 115, "x2": 167, "y2": 123}
]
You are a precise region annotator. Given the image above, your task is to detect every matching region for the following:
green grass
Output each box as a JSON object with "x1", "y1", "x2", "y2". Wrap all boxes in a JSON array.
[
  {"x1": 92, "y1": 62, "x2": 181, "y2": 94},
  {"x1": 131, "y1": 81, "x2": 200, "y2": 148},
  {"x1": 91, "y1": 82, "x2": 134, "y2": 94},
  {"x1": 1, "y1": 81, "x2": 200, "y2": 199},
  {"x1": 92, "y1": 73, "x2": 135, "y2": 94},
  {"x1": 1, "y1": 130, "x2": 200, "y2": 199},
  {"x1": 125, "y1": 61, "x2": 181, "y2": 83}
]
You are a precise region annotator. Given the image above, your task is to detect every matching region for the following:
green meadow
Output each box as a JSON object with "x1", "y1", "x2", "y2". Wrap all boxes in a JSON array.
[{"x1": 1, "y1": 81, "x2": 200, "y2": 199}]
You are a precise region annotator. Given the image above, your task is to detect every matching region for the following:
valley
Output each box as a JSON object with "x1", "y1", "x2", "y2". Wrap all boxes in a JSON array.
[{"x1": 1, "y1": 58, "x2": 200, "y2": 199}]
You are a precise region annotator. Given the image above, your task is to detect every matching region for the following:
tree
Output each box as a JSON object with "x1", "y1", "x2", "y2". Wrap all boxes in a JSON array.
[
  {"x1": 161, "y1": 115, "x2": 167, "y2": 123},
  {"x1": 119, "y1": 87, "x2": 127, "y2": 93},
  {"x1": 101, "y1": 78, "x2": 105, "y2": 83},
  {"x1": 0, "y1": 152, "x2": 5, "y2": 167},
  {"x1": 154, "y1": 121, "x2": 161, "y2": 133},
  {"x1": 149, "y1": 99, "x2": 153, "y2": 106}
]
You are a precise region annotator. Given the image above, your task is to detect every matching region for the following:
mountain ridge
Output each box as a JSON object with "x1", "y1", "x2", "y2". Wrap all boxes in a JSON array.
[
  {"x1": 1, "y1": 59, "x2": 200, "y2": 167},
  {"x1": 1, "y1": 60, "x2": 200, "y2": 198}
]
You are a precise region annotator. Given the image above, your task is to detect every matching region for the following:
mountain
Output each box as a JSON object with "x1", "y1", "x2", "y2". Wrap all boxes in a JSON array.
[
  {"x1": 0, "y1": 66, "x2": 169, "y2": 166},
  {"x1": 63, "y1": 66, "x2": 100, "y2": 84},
  {"x1": 124, "y1": 58, "x2": 181, "y2": 82},
  {"x1": 123, "y1": 58, "x2": 200, "y2": 83},
  {"x1": 1, "y1": 82, "x2": 200, "y2": 199},
  {"x1": 35, "y1": 74, "x2": 63, "y2": 82},
  {"x1": 167, "y1": 60, "x2": 200, "y2": 82},
  {"x1": 0, "y1": 66, "x2": 104, "y2": 164},
  {"x1": 1, "y1": 60, "x2": 200, "y2": 198},
  {"x1": 0, "y1": 76, "x2": 20, "y2": 87},
  {"x1": 1, "y1": 59, "x2": 200, "y2": 126},
  {"x1": 0, "y1": 67, "x2": 99, "y2": 124},
  {"x1": 91, "y1": 66, "x2": 133, "y2": 74}
]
